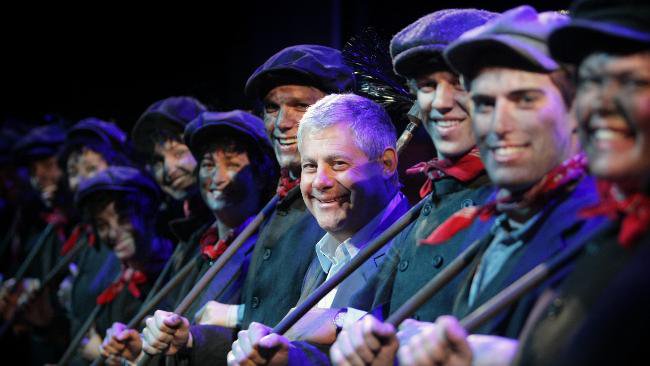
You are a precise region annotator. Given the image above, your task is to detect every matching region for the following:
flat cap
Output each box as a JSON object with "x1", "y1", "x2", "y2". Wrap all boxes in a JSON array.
[
  {"x1": 549, "y1": 0, "x2": 650, "y2": 64},
  {"x1": 12, "y1": 124, "x2": 66, "y2": 164},
  {"x1": 75, "y1": 166, "x2": 160, "y2": 206},
  {"x1": 245, "y1": 44, "x2": 354, "y2": 100},
  {"x1": 132, "y1": 96, "x2": 207, "y2": 155},
  {"x1": 184, "y1": 110, "x2": 273, "y2": 159},
  {"x1": 445, "y1": 6, "x2": 569, "y2": 79},
  {"x1": 390, "y1": 8, "x2": 498, "y2": 78}
]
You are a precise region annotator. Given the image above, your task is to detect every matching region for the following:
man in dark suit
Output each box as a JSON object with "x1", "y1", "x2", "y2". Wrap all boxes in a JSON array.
[
  {"x1": 228, "y1": 93, "x2": 410, "y2": 366},
  {"x1": 332, "y1": 6, "x2": 608, "y2": 366},
  {"x1": 102, "y1": 46, "x2": 353, "y2": 365}
]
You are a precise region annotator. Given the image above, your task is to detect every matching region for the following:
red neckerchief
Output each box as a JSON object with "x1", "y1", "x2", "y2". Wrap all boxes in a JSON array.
[
  {"x1": 96, "y1": 268, "x2": 147, "y2": 305},
  {"x1": 406, "y1": 147, "x2": 485, "y2": 198},
  {"x1": 60, "y1": 223, "x2": 96, "y2": 256},
  {"x1": 199, "y1": 218, "x2": 251, "y2": 262},
  {"x1": 421, "y1": 153, "x2": 588, "y2": 245},
  {"x1": 40, "y1": 208, "x2": 68, "y2": 244},
  {"x1": 276, "y1": 168, "x2": 300, "y2": 199},
  {"x1": 580, "y1": 181, "x2": 650, "y2": 248}
]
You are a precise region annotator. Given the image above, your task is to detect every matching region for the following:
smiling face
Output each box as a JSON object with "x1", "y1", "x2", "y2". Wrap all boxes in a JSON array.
[
  {"x1": 198, "y1": 144, "x2": 260, "y2": 216},
  {"x1": 469, "y1": 67, "x2": 576, "y2": 192},
  {"x1": 300, "y1": 123, "x2": 393, "y2": 242},
  {"x1": 263, "y1": 85, "x2": 326, "y2": 174},
  {"x1": 151, "y1": 139, "x2": 197, "y2": 200},
  {"x1": 411, "y1": 70, "x2": 476, "y2": 159},
  {"x1": 576, "y1": 52, "x2": 650, "y2": 188},
  {"x1": 66, "y1": 148, "x2": 109, "y2": 192},
  {"x1": 94, "y1": 201, "x2": 136, "y2": 261}
]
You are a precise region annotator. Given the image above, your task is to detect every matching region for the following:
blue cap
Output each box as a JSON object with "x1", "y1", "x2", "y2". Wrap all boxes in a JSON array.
[
  {"x1": 245, "y1": 44, "x2": 355, "y2": 99},
  {"x1": 390, "y1": 8, "x2": 498, "y2": 78},
  {"x1": 132, "y1": 96, "x2": 207, "y2": 154},
  {"x1": 60, "y1": 117, "x2": 129, "y2": 163},
  {"x1": 549, "y1": 0, "x2": 650, "y2": 64},
  {"x1": 12, "y1": 124, "x2": 66, "y2": 164},
  {"x1": 75, "y1": 166, "x2": 160, "y2": 207},
  {"x1": 184, "y1": 110, "x2": 273, "y2": 159},
  {"x1": 445, "y1": 6, "x2": 569, "y2": 78}
]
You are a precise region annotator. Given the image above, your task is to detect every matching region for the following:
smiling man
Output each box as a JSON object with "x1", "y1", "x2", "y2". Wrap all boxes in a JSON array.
[
  {"x1": 131, "y1": 96, "x2": 210, "y2": 244},
  {"x1": 100, "y1": 45, "x2": 353, "y2": 366},
  {"x1": 228, "y1": 93, "x2": 409, "y2": 366},
  {"x1": 329, "y1": 9, "x2": 498, "y2": 365},
  {"x1": 333, "y1": 7, "x2": 609, "y2": 366},
  {"x1": 99, "y1": 111, "x2": 278, "y2": 365},
  {"x1": 393, "y1": 1, "x2": 650, "y2": 365}
]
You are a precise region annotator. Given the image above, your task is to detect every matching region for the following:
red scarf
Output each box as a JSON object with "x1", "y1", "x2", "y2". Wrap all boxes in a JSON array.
[
  {"x1": 421, "y1": 153, "x2": 588, "y2": 245},
  {"x1": 580, "y1": 181, "x2": 650, "y2": 248},
  {"x1": 60, "y1": 223, "x2": 96, "y2": 256},
  {"x1": 199, "y1": 218, "x2": 251, "y2": 262},
  {"x1": 406, "y1": 147, "x2": 485, "y2": 198},
  {"x1": 96, "y1": 268, "x2": 147, "y2": 305},
  {"x1": 276, "y1": 168, "x2": 300, "y2": 199},
  {"x1": 40, "y1": 208, "x2": 68, "y2": 244}
]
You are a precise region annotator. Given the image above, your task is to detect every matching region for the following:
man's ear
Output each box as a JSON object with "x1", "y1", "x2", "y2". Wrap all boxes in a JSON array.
[{"x1": 380, "y1": 147, "x2": 398, "y2": 178}]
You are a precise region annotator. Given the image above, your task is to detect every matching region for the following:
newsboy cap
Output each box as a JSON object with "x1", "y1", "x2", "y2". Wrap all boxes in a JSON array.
[
  {"x1": 390, "y1": 8, "x2": 498, "y2": 78},
  {"x1": 445, "y1": 6, "x2": 569, "y2": 79},
  {"x1": 184, "y1": 110, "x2": 273, "y2": 160},
  {"x1": 12, "y1": 124, "x2": 66, "y2": 164},
  {"x1": 549, "y1": 0, "x2": 650, "y2": 64},
  {"x1": 59, "y1": 117, "x2": 129, "y2": 163},
  {"x1": 132, "y1": 96, "x2": 207, "y2": 155},
  {"x1": 244, "y1": 44, "x2": 355, "y2": 100},
  {"x1": 75, "y1": 166, "x2": 160, "y2": 207}
]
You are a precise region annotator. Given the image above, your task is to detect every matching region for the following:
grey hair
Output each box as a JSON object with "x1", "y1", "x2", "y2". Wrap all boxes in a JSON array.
[
  {"x1": 297, "y1": 93, "x2": 398, "y2": 185},
  {"x1": 297, "y1": 93, "x2": 397, "y2": 160}
]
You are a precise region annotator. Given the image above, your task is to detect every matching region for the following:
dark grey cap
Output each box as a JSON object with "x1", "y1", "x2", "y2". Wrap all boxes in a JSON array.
[
  {"x1": 244, "y1": 44, "x2": 355, "y2": 100},
  {"x1": 390, "y1": 8, "x2": 498, "y2": 78},
  {"x1": 549, "y1": 0, "x2": 650, "y2": 64},
  {"x1": 75, "y1": 166, "x2": 160, "y2": 207},
  {"x1": 444, "y1": 6, "x2": 569, "y2": 79},
  {"x1": 132, "y1": 96, "x2": 207, "y2": 155},
  {"x1": 184, "y1": 110, "x2": 273, "y2": 160}
]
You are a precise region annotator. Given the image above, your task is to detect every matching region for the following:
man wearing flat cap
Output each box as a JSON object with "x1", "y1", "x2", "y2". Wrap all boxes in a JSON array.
[
  {"x1": 147, "y1": 44, "x2": 355, "y2": 365},
  {"x1": 229, "y1": 93, "x2": 409, "y2": 366},
  {"x1": 390, "y1": 1, "x2": 650, "y2": 365},
  {"x1": 513, "y1": 0, "x2": 650, "y2": 364},
  {"x1": 132, "y1": 96, "x2": 211, "y2": 247},
  {"x1": 329, "y1": 9, "x2": 498, "y2": 365},
  {"x1": 100, "y1": 110, "x2": 278, "y2": 365},
  {"x1": 193, "y1": 45, "x2": 353, "y2": 330},
  {"x1": 343, "y1": 6, "x2": 609, "y2": 366}
]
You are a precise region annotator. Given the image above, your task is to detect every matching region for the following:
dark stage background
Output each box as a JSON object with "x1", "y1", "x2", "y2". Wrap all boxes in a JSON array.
[
  {"x1": 2, "y1": 0, "x2": 571, "y2": 203},
  {"x1": 3, "y1": 0, "x2": 570, "y2": 128}
]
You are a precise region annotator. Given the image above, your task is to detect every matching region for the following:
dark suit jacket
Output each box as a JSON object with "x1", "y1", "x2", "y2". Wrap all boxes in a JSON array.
[
  {"x1": 178, "y1": 187, "x2": 323, "y2": 365},
  {"x1": 298, "y1": 192, "x2": 411, "y2": 310},
  {"x1": 241, "y1": 187, "x2": 324, "y2": 328},
  {"x1": 514, "y1": 223, "x2": 650, "y2": 365},
  {"x1": 285, "y1": 192, "x2": 411, "y2": 365}
]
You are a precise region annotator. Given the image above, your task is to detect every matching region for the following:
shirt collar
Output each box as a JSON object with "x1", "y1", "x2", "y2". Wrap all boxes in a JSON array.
[
  {"x1": 490, "y1": 211, "x2": 542, "y2": 245},
  {"x1": 315, "y1": 191, "x2": 406, "y2": 274}
]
